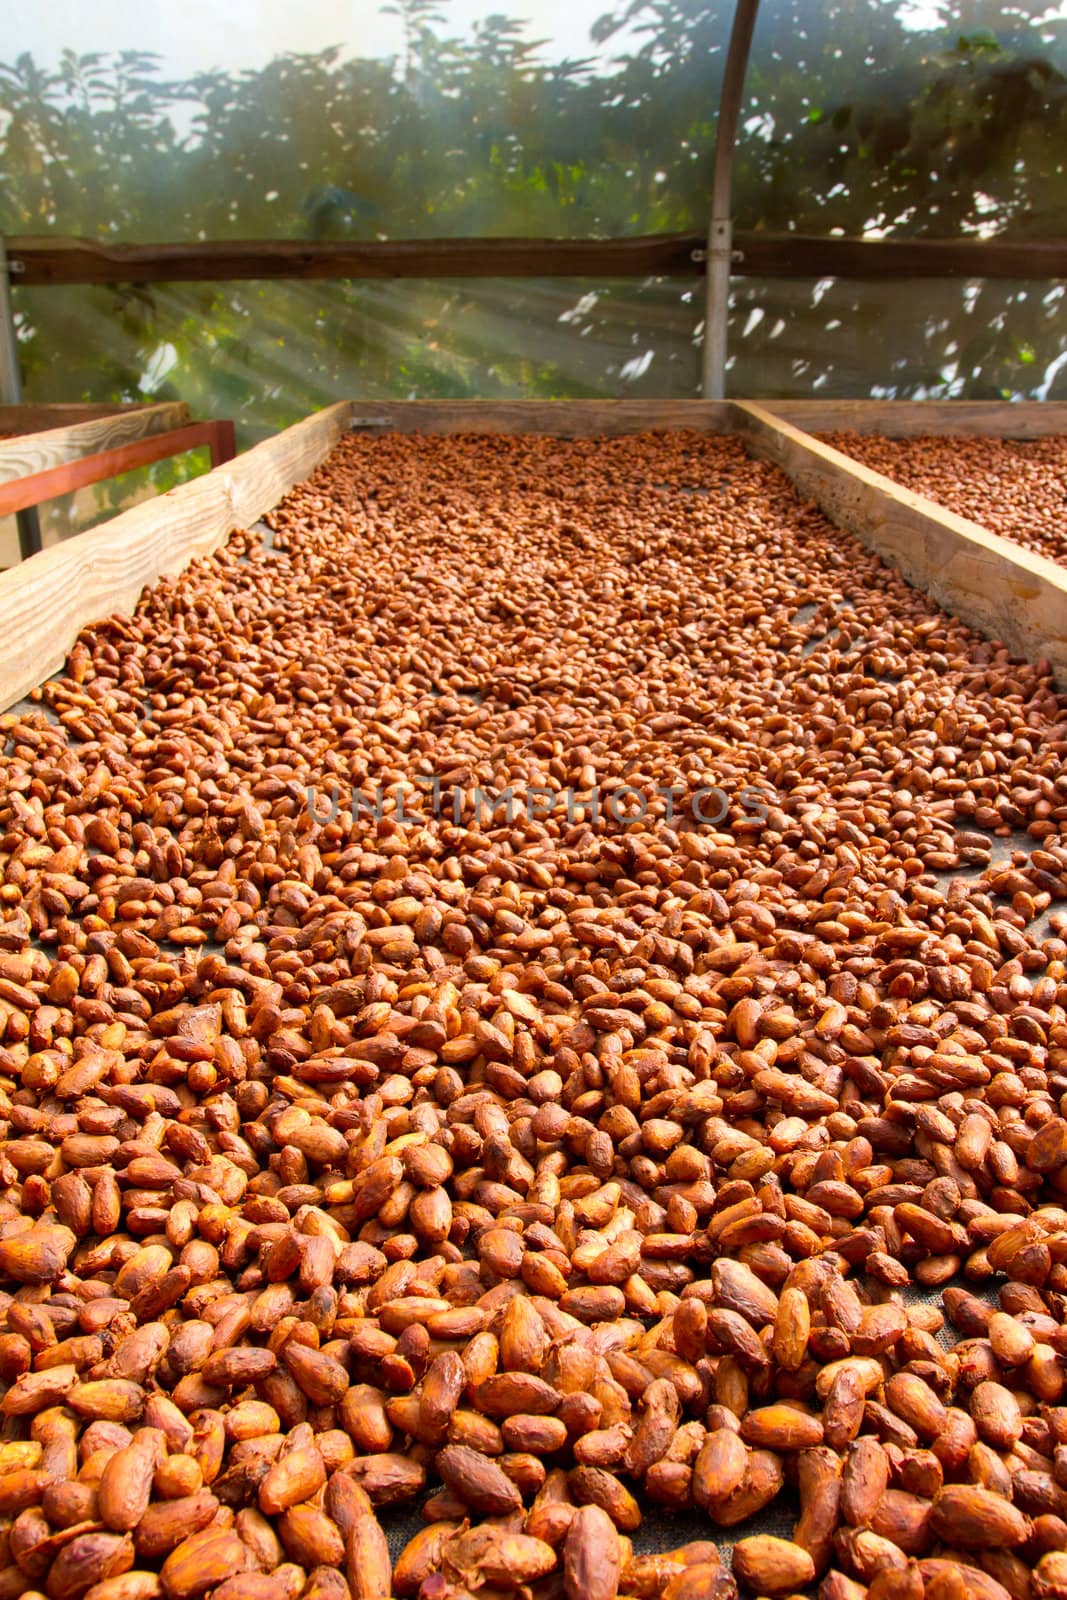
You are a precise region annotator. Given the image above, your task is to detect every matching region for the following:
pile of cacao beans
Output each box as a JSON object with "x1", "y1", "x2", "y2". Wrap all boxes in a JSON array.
[{"x1": 0, "y1": 429, "x2": 1064, "y2": 1600}]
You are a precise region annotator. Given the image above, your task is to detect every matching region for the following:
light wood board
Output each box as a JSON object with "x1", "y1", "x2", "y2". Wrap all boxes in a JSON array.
[
  {"x1": 0, "y1": 403, "x2": 144, "y2": 435},
  {"x1": 760, "y1": 400, "x2": 1067, "y2": 439},
  {"x1": 347, "y1": 400, "x2": 738, "y2": 436},
  {"x1": 0, "y1": 402, "x2": 351, "y2": 710},
  {"x1": 0, "y1": 402, "x2": 192, "y2": 486},
  {"x1": 733, "y1": 402, "x2": 1067, "y2": 687}
]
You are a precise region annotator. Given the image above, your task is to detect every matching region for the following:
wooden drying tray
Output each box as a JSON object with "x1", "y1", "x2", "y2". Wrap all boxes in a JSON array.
[
  {"x1": 0, "y1": 402, "x2": 236, "y2": 544},
  {"x1": 0, "y1": 398, "x2": 1064, "y2": 711}
]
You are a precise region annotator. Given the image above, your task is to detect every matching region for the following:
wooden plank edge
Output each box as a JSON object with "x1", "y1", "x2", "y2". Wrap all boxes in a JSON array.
[
  {"x1": 9, "y1": 233, "x2": 703, "y2": 285},
  {"x1": 0, "y1": 401, "x2": 352, "y2": 712},
  {"x1": 11, "y1": 231, "x2": 1067, "y2": 285},
  {"x1": 346, "y1": 399, "x2": 738, "y2": 435},
  {"x1": 758, "y1": 400, "x2": 1067, "y2": 440},
  {"x1": 731, "y1": 401, "x2": 1067, "y2": 689},
  {"x1": 0, "y1": 402, "x2": 193, "y2": 484},
  {"x1": 0, "y1": 403, "x2": 148, "y2": 433}
]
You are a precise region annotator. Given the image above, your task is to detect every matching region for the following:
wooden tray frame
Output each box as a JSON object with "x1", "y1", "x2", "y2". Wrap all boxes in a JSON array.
[{"x1": 0, "y1": 398, "x2": 1064, "y2": 710}]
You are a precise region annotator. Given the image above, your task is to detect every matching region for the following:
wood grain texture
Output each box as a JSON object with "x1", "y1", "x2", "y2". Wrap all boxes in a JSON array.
[
  {"x1": 732, "y1": 401, "x2": 1067, "y2": 687},
  {"x1": 0, "y1": 402, "x2": 351, "y2": 711},
  {"x1": 348, "y1": 399, "x2": 737, "y2": 435},
  {"x1": 760, "y1": 400, "x2": 1067, "y2": 439},
  {"x1": 8, "y1": 233, "x2": 703, "y2": 285},
  {"x1": 0, "y1": 402, "x2": 192, "y2": 485},
  {"x1": 9, "y1": 231, "x2": 1067, "y2": 285},
  {"x1": 733, "y1": 234, "x2": 1067, "y2": 280},
  {"x1": 0, "y1": 403, "x2": 145, "y2": 435}
]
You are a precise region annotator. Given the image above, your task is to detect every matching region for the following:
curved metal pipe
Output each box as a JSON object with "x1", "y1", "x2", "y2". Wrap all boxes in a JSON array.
[{"x1": 702, "y1": 0, "x2": 761, "y2": 399}]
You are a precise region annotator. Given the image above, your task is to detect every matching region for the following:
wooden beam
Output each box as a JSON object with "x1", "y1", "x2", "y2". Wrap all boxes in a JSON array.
[
  {"x1": 0, "y1": 402, "x2": 351, "y2": 711},
  {"x1": 0, "y1": 402, "x2": 191, "y2": 485},
  {"x1": 7, "y1": 234, "x2": 704, "y2": 286},
  {"x1": 732, "y1": 401, "x2": 1067, "y2": 689},
  {"x1": 8, "y1": 232, "x2": 1067, "y2": 286},
  {"x1": 0, "y1": 403, "x2": 143, "y2": 434},
  {"x1": 733, "y1": 234, "x2": 1067, "y2": 280},
  {"x1": 346, "y1": 399, "x2": 737, "y2": 435},
  {"x1": 759, "y1": 400, "x2": 1067, "y2": 439}
]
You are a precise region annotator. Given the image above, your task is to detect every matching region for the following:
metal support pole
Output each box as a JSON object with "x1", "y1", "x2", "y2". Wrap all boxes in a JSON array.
[
  {"x1": 0, "y1": 237, "x2": 42, "y2": 558},
  {"x1": 702, "y1": 0, "x2": 760, "y2": 399}
]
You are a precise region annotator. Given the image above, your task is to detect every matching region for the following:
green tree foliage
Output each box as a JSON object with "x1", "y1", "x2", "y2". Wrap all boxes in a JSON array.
[{"x1": 2, "y1": 0, "x2": 1066, "y2": 518}]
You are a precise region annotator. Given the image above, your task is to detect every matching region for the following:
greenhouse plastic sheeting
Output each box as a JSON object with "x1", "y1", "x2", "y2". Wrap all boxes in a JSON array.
[{"x1": 5, "y1": 2, "x2": 1066, "y2": 249}]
